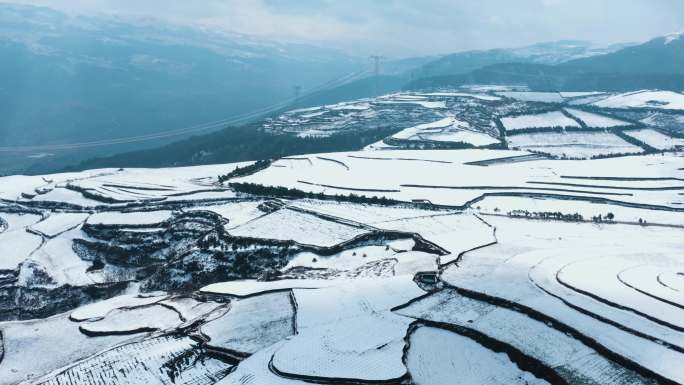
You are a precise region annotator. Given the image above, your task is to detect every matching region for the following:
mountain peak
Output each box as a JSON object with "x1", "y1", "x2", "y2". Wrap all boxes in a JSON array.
[{"x1": 664, "y1": 29, "x2": 684, "y2": 44}]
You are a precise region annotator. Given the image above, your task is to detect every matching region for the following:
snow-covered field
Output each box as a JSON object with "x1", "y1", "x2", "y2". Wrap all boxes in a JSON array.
[
  {"x1": 507, "y1": 131, "x2": 643, "y2": 158},
  {"x1": 623, "y1": 128, "x2": 684, "y2": 150},
  {"x1": 86, "y1": 211, "x2": 173, "y2": 227},
  {"x1": 501, "y1": 111, "x2": 581, "y2": 131},
  {"x1": 407, "y1": 326, "x2": 549, "y2": 385},
  {"x1": 232, "y1": 149, "x2": 680, "y2": 208},
  {"x1": 228, "y1": 207, "x2": 369, "y2": 247},
  {"x1": 1, "y1": 88, "x2": 684, "y2": 385},
  {"x1": 30, "y1": 213, "x2": 89, "y2": 238},
  {"x1": 389, "y1": 116, "x2": 500, "y2": 147},
  {"x1": 565, "y1": 108, "x2": 631, "y2": 127},
  {"x1": 497, "y1": 91, "x2": 565, "y2": 103},
  {"x1": 201, "y1": 292, "x2": 294, "y2": 354},
  {"x1": 0, "y1": 213, "x2": 42, "y2": 270},
  {"x1": 592, "y1": 90, "x2": 684, "y2": 110}
]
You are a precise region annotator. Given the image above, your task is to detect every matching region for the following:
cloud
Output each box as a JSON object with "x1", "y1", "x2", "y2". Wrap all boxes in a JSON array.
[{"x1": 6, "y1": 0, "x2": 684, "y2": 56}]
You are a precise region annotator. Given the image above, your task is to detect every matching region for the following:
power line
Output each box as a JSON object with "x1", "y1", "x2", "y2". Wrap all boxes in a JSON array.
[{"x1": 370, "y1": 55, "x2": 384, "y2": 97}]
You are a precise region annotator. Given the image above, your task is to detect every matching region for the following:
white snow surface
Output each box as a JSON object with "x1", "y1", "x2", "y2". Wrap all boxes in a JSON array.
[
  {"x1": 440, "y1": 216, "x2": 684, "y2": 384},
  {"x1": 79, "y1": 304, "x2": 181, "y2": 335},
  {"x1": 623, "y1": 128, "x2": 684, "y2": 150},
  {"x1": 565, "y1": 108, "x2": 630, "y2": 128},
  {"x1": 33, "y1": 335, "x2": 232, "y2": 385},
  {"x1": 0, "y1": 313, "x2": 137, "y2": 384},
  {"x1": 390, "y1": 116, "x2": 499, "y2": 146},
  {"x1": 200, "y1": 279, "x2": 337, "y2": 297},
  {"x1": 507, "y1": 131, "x2": 643, "y2": 158},
  {"x1": 86, "y1": 210, "x2": 173, "y2": 226},
  {"x1": 229, "y1": 208, "x2": 368, "y2": 247},
  {"x1": 30, "y1": 213, "x2": 89, "y2": 237},
  {"x1": 201, "y1": 291, "x2": 294, "y2": 354},
  {"x1": 233, "y1": 149, "x2": 681, "y2": 210},
  {"x1": 407, "y1": 326, "x2": 549, "y2": 385},
  {"x1": 593, "y1": 90, "x2": 684, "y2": 110},
  {"x1": 271, "y1": 276, "x2": 423, "y2": 382},
  {"x1": 501, "y1": 111, "x2": 581, "y2": 131},
  {"x1": 186, "y1": 201, "x2": 265, "y2": 229},
  {"x1": 0, "y1": 213, "x2": 42, "y2": 270},
  {"x1": 70, "y1": 292, "x2": 167, "y2": 321}
]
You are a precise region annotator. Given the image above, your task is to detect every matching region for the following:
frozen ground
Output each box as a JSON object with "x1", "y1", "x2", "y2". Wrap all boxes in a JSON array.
[
  {"x1": 228, "y1": 207, "x2": 369, "y2": 247},
  {"x1": 565, "y1": 108, "x2": 631, "y2": 128},
  {"x1": 592, "y1": 90, "x2": 684, "y2": 110},
  {"x1": 623, "y1": 128, "x2": 684, "y2": 150},
  {"x1": 0, "y1": 213, "x2": 42, "y2": 270},
  {"x1": 407, "y1": 326, "x2": 550, "y2": 385},
  {"x1": 390, "y1": 116, "x2": 499, "y2": 147},
  {"x1": 1, "y1": 88, "x2": 683, "y2": 385},
  {"x1": 506, "y1": 131, "x2": 643, "y2": 158},
  {"x1": 232, "y1": 149, "x2": 680, "y2": 208},
  {"x1": 201, "y1": 291, "x2": 294, "y2": 354},
  {"x1": 501, "y1": 111, "x2": 581, "y2": 131}
]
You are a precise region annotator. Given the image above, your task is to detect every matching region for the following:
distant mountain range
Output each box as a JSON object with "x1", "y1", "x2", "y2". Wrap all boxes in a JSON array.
[
  {"x1": 287, "y1": 40, "x2": 631, "y2": 111},
  {"x1": 413, "y1": 40, "x2": 633, "y2": 78},
  {"x1": 4, "y1": 1, "x2": 684, "y2": 175},
  {"x1": 407, "y1": 31, "x2": 684, "y2": 90},
  {"x1": 0, "y1": 3, "x2": 369, "y2": 173}
]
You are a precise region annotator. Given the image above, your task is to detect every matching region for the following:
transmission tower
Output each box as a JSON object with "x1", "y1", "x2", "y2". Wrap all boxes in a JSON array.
[{"x1": 370, "y1": 55, "x2": 383, "y2": 96}]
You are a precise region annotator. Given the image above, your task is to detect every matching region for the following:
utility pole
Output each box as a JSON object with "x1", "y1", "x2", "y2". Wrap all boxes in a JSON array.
[{"x1": 370, "y1": 55, "x2": 383, "y2": 96}]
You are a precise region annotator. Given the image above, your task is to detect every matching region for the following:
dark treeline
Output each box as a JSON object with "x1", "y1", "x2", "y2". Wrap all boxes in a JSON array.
[
  {"x1": 218, "y1": 160, "x2": 273, "y2": 183},
  {"x1": 64, "y1": 125, "x2": 401, "y2": 172},
  {"x1": 230, "y1": 182, "x2": 401, "y2": 206}
]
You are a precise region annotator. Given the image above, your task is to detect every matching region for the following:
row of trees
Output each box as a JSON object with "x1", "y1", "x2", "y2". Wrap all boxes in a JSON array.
[
  {"x1": 218, "y1": 159, "x2": 272, "y2": 183},
  {"x1": 508, "y1": 210, "x2": 584, "y2": 222},
  {"x1": 506, "y1": 210, "x2": 621, "y2": 224},
  {"x1": 229, "y1": 182, "x2": 400, "y2": 206}
]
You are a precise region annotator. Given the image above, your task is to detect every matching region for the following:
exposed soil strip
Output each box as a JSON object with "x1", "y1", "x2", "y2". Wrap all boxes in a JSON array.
[
  {"x1": 658, "y1": 273, "x2": 684, "y2": 293},
  {"x1": 528, "y1": 181, "x2": 684, "y2": 191},
  {"x1": 0, "y1": 330, "x2": 4, "y2": 366},
  {"x1": 556, "y1": 271, "x2": 684, "y2": 333},
  {"x1": 617, "y1": 271, "x2": 684, "y2": 311},
  {"x1": 527, "y1": 264, "x2": 684, "y2": 353},
  {"x1": 406, "y1": 321, "x2": 569, "y2": 385},
  {"x1": 347, "y1": 155, "x2": 453, "y2": 164},
  {"x1": 102, "y1": 184, "x2": 176, "y2": 191},
  {"x1": 464, "y1": 154, "x2": 548, "y2": 166},
  {"x1": 561, "y1": 175, "x2": 684, "y2": 182},
  {"x1": 298, "y1": 180, "x2": 401, "y2": 193},
  {"x1": 78, "y1": 325, "x2": 158, "y2": 337},
  {"x1": 316, "y1": 156, "x2": 350, "y2": 171},
  {"x1": 443, "y1": 283, "x2": 681, "y2": 385},
  {"x1": 401, "y1": 184, "x2": 633, "y2": 197}
]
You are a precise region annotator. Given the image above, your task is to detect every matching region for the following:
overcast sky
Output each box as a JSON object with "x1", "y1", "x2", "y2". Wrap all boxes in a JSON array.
[{"x1": 9, "y1": 0, "x2": 684, "y2": 56}]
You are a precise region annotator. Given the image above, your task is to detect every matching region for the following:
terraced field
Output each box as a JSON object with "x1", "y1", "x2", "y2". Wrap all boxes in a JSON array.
[{"x1": 1, "y1": 88, "x2": 683, "y2": 384}]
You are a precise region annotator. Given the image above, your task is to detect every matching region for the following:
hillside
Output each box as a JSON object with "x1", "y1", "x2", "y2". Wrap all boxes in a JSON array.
[
  {"x1": 413, "y1": 40, "x2": 630, "y2": 78},
  {"x1": 407, "y1": 32, "x2": 684, "y2": 91},
  {"x1": 0, "y1": 3, "x2": 366, "y2": 172},
  {"x1": 1, "y1": 144, "x2": 683, "y2": 384}
]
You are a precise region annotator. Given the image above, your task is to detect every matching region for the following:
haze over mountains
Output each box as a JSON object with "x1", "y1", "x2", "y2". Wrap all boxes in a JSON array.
[
  {"x1": 1, "y1": 2, "x2": 684, "y2": 175},
  {"x1": 0, "y1": 3, "x2": 365, "y2": 172}
]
